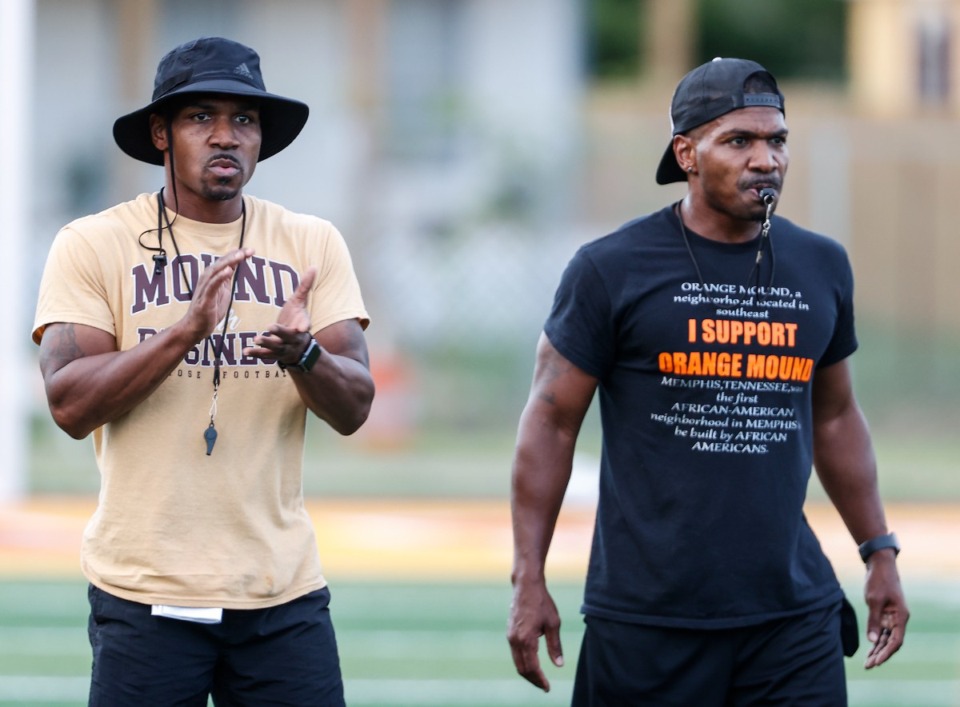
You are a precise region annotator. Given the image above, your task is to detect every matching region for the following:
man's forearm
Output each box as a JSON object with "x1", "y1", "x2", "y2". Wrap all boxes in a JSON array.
[
  {"x1": 813, "y1": 404, "x2": 889, "y2": 543},
  {"x1": 510, "y1": 417, "x2": 577, "y2": 585},
  {"x1": 41, "y1": 321, "x2": 202, "y2": 439},
  {"x1": 287, "y1": 350, "x2": 374, "y2": 435}
]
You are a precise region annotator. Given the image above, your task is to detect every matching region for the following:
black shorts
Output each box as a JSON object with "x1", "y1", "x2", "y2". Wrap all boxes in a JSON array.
[
  {"x1": 572, "y1": 601, "x2": 847, "y2": 707},
  {"x1": 87, "y1": 584, "x2": 344, "y2": 706}
]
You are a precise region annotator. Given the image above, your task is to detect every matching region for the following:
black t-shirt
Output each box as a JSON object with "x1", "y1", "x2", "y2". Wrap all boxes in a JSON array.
[{"x1": 544, "y1": 205, "x2": 857, "y2": 628}]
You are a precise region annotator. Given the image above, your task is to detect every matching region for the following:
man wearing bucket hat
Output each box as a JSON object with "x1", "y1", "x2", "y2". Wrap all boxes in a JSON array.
[
  {"x1": 508, "y1": 58, "x2": 908, "y2": 704},
  {"x1": 33, "y1": 37, "x2": 373, "y2": 705}
]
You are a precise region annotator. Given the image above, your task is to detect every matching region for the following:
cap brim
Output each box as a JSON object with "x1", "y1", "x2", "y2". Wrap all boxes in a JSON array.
[
  {"x1": 655, "y1": 140, "x2": 687, "y2": 185},
  {"x1": 113, "y1": 79, "x2": 309, "y2": 166}
]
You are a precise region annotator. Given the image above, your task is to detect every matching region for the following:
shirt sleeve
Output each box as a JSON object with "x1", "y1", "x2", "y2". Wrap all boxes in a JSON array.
[
  {"x1": 310, "y1": 222, "x2": 370, "y2": 333},
  {"x1": 817, "y1": 246, "x2": 858, "y2": 368},
  {"x1": 543, "y1": 246, "x2": 616, "y2": 379},
  {"x1": 33, "y1": 226, "x2": 116, "y2": 345}
]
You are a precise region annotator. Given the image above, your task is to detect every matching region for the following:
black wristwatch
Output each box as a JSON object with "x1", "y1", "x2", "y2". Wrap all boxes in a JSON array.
[
  {"x1": 278, "y1": 338, "x2": 321, "y2": 373},
  {"x1": 858, "y1": 532, "x2": 900, "y2": 563}
]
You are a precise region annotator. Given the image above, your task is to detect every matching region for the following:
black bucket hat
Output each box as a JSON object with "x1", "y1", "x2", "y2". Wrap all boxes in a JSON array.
[
  {"x1": 113, "y1": 36, "x2": 309, "y2": 165},
  {"x1": 655, "y1": 57, "x2": 784, "y2": 185}
]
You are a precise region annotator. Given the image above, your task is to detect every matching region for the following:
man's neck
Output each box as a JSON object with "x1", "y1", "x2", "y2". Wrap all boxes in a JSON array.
[
  {"x1": 678, "y1": 196, "x2": 761, "y2": 244},
  {"x1": 164, "y1": 188, "x2": 244, "y2": 224}
]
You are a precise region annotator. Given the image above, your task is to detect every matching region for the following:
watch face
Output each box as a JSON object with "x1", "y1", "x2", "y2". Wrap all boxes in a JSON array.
[{"x1": 300, "y1": 340, "x2": 321, "y2": 372}]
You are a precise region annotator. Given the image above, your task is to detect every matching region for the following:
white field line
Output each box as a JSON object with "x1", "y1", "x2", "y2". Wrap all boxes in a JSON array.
[
  {"x1": 846, "y1": 680, "x2": 960, "y2": 706},
  {"x1": 0, "y1": 626, "x2": 957, "y2": 659},
  {"x1": 0, "y1": 677, "x2": 89, "y2": 701},
  {"x1": 1, "y1": 676, "x2": 959, "y2": 706}
]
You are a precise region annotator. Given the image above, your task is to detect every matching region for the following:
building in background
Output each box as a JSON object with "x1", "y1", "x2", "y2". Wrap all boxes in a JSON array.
[
  {"x1": 848, "y1": 0, "x2": 960, "y2": 117},
  {"x1": 843, "y1": 0, "x2": 960, "y2": 401}
]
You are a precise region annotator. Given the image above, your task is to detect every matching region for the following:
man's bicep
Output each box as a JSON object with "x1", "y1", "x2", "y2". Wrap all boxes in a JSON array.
[
  {"x1": 313, "y1": 319, "x2": 370, "y2": 369},
  {"x1": 38, "y1": 323, "x2": 118, "y2": 380},
  {"x1": 527, "y1": 333, "x2": 598, "y2": 430},
  {"x1": 811, "y1": 358, "x2": 857, "y2": 425}
]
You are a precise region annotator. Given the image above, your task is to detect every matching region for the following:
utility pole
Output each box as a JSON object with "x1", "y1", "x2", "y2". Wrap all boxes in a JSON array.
[
  {"x1": 645, "y1": 0, "x2": 697, "y2": 87},
  {"x1": 0, "y1": 0, "x2": 36, "y2": 502}
]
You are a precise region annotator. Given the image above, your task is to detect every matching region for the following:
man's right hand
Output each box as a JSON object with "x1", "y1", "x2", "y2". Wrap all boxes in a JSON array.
[
  {"x1": 180, "y1": 247, "x2": 254, "y2": 340},
  {"x1": 507, "y1": 334, "x2": 597, "y2": 692},
  {"x1": 507, "y1": 580, "x2": 564, "y2": 692},
  {"x1": 38, "y1": 247, "x2": 256, "y2": 439}
]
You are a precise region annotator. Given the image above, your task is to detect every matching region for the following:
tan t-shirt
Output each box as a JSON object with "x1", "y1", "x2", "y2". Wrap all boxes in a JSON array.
[{"x1": 33, "y1": 192, "x2": 369, "y2": 609}]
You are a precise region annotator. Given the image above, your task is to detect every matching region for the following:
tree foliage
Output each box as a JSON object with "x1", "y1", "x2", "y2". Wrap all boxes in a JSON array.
[
  {"x1": 697, "y1": 0, "x2": 846, "y2": 81},
  {"x1": 588, "y1": 0, "x2": 846, "y2": 81},
  {"x1": 587, "y1": 0, "x2": 644, "y2": 79}
]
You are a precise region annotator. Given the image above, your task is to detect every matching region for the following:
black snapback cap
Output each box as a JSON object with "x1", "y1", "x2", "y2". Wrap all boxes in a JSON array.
[{"x1": 655, "y1": 57, "x2": 784, "y2": 185}]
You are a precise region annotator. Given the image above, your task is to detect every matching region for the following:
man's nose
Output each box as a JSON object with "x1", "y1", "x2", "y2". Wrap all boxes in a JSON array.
[
  {"x1": 749, "y1": 143, "x2": 781, "y2": 172},
  {"x1": 210, "y1": 117, "x2": 239, "y2": 148}
]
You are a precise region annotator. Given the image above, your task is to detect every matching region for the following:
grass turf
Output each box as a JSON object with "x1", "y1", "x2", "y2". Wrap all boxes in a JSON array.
[{"x1": 0, "y1": 578, "x2": 958, "y2": 707}]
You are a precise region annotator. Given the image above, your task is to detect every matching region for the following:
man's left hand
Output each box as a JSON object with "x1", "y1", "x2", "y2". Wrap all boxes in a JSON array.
[
  {"x1": 863, "y1": 551, "x2": 908, "y2": 668},
  {"x1": 245, "y1": 267, "x2": 317, "y2": 366}
]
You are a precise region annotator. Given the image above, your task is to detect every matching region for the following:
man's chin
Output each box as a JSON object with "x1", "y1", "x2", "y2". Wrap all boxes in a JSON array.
[{"x1": 203, "y1": 185, "x2": 242, "y2": 202}]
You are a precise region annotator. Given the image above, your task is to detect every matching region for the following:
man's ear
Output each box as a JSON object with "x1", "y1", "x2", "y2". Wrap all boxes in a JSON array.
[
  {"x1": 673, "y1": 134, "x2": 697, "y2": 175},
  {"x1": 149, "y1": 114, "x2": 169, "y2": 151}
]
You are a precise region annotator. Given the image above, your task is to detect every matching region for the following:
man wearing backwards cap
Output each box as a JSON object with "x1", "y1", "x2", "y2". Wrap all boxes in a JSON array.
[
  {"x1": 508, "y1": 58, "x2": 908, "y2": 704},
  {"x1": 33, "y1": 37, "x2": 372, "y2": 705}
]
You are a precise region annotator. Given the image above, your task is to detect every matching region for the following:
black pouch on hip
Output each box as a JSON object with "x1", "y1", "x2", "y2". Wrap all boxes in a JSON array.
[{"x1": 840, "y1": 595, "x2": 860, "y2": 657}]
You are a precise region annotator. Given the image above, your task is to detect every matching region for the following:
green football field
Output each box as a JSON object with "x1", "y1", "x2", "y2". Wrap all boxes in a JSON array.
[
  {"x1": 10, "y1": 417, "x2": 960, "y2": 705},
  {"x1": 1, "y1": 578, "x2": 957, "y2": 707}
]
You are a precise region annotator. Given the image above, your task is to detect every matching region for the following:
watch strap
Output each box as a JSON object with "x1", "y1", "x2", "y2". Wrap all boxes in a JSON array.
[
  {"x1": 858, "y1": 532, "x2": 900, "y2": 563},
  {"x1": 277, "y1": 338, "x2": 321, "y2": 373}
]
